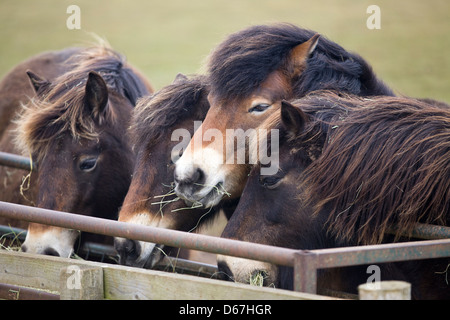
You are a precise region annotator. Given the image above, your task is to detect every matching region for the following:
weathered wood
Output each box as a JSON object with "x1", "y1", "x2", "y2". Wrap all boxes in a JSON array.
[
  {"x1": 0, "y1": 250, "x2": 337, "y2": 300},
  {"x1": 0, "y1": 282, "x2": 59, "y2": 300},
  {"x1": 60, "y1": 265, "x2": 103, "y2": 300},
  {"x1": 358, "y1": 281, "x2": 411, "y2": 300},
  {"x1": 102, "y1": 264, "x2": 335, "y2": 300}
]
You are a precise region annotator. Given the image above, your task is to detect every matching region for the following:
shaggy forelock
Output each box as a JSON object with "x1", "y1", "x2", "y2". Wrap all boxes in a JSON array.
[
  {"x1": 207, "y1": 23, "x2": 393, "y2": 102},
  {"x1": 15, "y1": 46, "x2": 148, "y2": 161},
  {"x1": 207, "y1": 23, "x2": 317, "y2": 101},
  {"x1": 131, "y1": 75, "x2": 210, "y2": 151}
]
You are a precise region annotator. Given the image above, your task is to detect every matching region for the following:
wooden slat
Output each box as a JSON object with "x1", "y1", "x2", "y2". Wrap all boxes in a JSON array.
[
  {"x1": 60, "y1": 265, "x2": 104, "y2": 300},
  {"x1": 0, "y1": 250, "x2": 337, "y2": 300},
  {"x1": 0, "y1": 283, "x2": 59, "y2": 300}
]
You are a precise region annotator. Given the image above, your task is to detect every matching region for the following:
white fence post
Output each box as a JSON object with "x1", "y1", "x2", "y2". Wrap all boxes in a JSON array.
[{"x1": 358, "y1": 281, "x2": 411, "y2": 300}]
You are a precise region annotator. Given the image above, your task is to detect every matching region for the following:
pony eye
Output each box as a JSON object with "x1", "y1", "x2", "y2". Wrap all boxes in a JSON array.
[
  {"x1": 248, "y1": 103, "x2": 271, "y2": 113},
  {"x1": 79, "y1": 157, "x2": 97, "y2": 172},
  {"x1": 259, "y1": 174, "x2": 283, "y2": 189}
]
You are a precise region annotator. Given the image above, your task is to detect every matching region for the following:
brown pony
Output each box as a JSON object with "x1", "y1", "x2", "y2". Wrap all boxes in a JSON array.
[
  {"x1": 0, "y1": 48, "x2": 83, "y2": 214},
  {"x1": 218, "y1": 92, "x2": 450, "y2": 299},
  {"x1": 0, "y1": 46, "x2": 152, "y2": 257},
  {"x1": 173, "y1": 23, "x2": 394, "y2": 209},
  {"x1": 115, "y1": 74, "x2": 234, "y2": 268}
]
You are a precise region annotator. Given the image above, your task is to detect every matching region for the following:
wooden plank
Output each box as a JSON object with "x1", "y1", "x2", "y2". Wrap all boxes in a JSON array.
[
  {"x1": 0, "y1": 283, "x2": 59, "y2": 300},
  {"x1": 0, "y1": 250, "x2": 337, "y2": 300},
  {"x1": 102, "y1": 264, "x2": 333, "y2": 300},
  {"x1": 0, "y1": 250, "x2": 63, "y2": 291},
  {"x1": 60, "y1": 266, "x2": 104, "y2": 300}
]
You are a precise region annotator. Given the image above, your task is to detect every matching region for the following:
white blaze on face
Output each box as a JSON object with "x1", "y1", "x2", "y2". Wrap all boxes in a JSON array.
[
  {"x1": 21, "y1": 227, "x2": 79, "y2": 258},
  {"x1": 175, "y1": 147, "x2": 223, "y2": 185},
  {"x1": 174, "y1": 144, "x2": 228, "y2": 207},
  {"x1": 174, "y1": 117, "x2": 280, "y2": 207}
]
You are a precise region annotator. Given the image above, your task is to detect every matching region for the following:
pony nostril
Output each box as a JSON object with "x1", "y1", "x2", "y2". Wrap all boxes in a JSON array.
[
  {"x1": 21, "y1": 244, "x2": 28, "y2": 253},
  {"x1": 43, "y1": 247, "x2": 60, "y2": 257},
  {"x1": 217, "y1": 261, "x2": 235, "y2": 282},
  {"x1": 193, "y1": 167, "x2": 204, "y2": 184},
  {"x1": 174, "y1": 166, "x2": 205, "y2": 185}
]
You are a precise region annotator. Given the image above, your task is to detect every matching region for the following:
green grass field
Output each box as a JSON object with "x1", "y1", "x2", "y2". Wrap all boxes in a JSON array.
[{"x1": 1, "y1": 0, "x2": 449, "y2": 102}]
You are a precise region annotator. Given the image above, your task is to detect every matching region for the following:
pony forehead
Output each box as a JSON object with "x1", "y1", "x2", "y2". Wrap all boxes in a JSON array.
[
  {"x1": 15, "y1": 45, "x2": 145, "y2": 159},
  {"x1": 131, "y1": 74, "x2": 210, "y2": 150},
  {"x1": 207, "y1": 23, "x2": 318, "y2": 102}
]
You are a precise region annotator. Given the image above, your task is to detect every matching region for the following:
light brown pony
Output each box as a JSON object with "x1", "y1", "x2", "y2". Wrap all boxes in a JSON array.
[
  {"x1": 173, "y1": 23, "x2": 393, "y2": 209},
  {"x1": 115, "y1": 74, "x2": 234, "y2": 268},
  {"x1": 0, "y1": 46, "x2": 152, "y2": 257},
  {"x1": 218, "y1": 92, "x2": 450, "y2": 298}
]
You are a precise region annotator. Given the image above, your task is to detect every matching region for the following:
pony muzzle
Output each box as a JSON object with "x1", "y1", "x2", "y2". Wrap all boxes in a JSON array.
[
  {"x1": 174, "y1": 147, "x2": 227, "y2": 208},
  {"x1": 21, "y1": 226, "x2": 79, "y2": 258},
  {"x1": 114, "y1": 212, "x2": 171, "y2": 268},
  {"x1": 114, "y1": 237, "x2": 164, "y2": 269},
  {"x1": 216, "y1": 255, "x2": 278, "y2": 287}
]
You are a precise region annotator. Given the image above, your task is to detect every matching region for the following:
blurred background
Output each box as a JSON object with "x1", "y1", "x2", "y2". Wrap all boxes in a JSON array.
[{"x1": 1, "y1": 0, "x2": 449, "y2": 102}]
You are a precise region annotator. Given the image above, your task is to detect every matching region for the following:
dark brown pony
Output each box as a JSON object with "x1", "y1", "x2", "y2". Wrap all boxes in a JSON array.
[
  {"x1": 218, "y1": 92, "x2": 450, "y2": 299},
  {"x1": 174, "y1": 23, "x2": 394, "y2": 210},
  {"x1": 0, "y1": 46, "x2": 152, "y2": 257},
  {"x1": 115, "y1": 74, "x2": 233, "y2": 268}
]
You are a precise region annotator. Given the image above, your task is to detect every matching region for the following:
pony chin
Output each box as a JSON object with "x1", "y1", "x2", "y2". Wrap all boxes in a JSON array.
[
  {"x1": 21, "y1": 227, "x2": 79, "y2": 258},
  {"x1": 217, "y1": 255, "x2": 279, "y2": 287}
]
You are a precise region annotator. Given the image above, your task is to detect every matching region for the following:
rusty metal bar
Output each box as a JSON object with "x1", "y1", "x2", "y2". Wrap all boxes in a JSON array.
[
  {"x1": 388, "y1": 223, "x2": 450, "y2": 240},
  {"x1": 293, "y1": 240, "x2": 450, "y2": 293},
  {"x1": 0, "y1": 224, "x2": 117, "y2": 262},
  {"x1": 0, "y1": 224, "x2": 218, "y2": 278},
  {"x1": 0, "y1": 201, "x2": 297, "y2": 267},
  {"x1": 1, "y1": 201, "x2": 449, "y2": 294},
  {"x1": 312, "y1": 240, "x2": 450, "y2": 268},
  {"x1": 1, "y1": 150, "x2": 449, "y2": 240},
  {"x1": 0, "y1": 151, "x2": 34, "y2": 171}
]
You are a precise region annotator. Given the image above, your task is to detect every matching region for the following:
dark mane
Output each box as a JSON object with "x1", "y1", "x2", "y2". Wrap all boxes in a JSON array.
[
  {"x1": 290, "y1": 91, "x2": 450, "y2": 244},
  {"x1": 207, "y1": 23, "x2": 393, "y2": 102},
  {"x1": 131, "y1": 74, "x2": 210, "y2": 150},
  {"x1": 16, "y1": 46, "x2": 149, "y2": 160}
]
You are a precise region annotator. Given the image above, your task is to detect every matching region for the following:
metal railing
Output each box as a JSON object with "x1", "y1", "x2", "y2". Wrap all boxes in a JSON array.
[
  {"x1": 1, "y1": 150, "x2": 450, "y2": 294},
  {"x1": 0, "y1": 200, "x2": 449, "y2": 294},
  {"x1": 0, "y1": 151, "x2": 34, "y2": 171}
]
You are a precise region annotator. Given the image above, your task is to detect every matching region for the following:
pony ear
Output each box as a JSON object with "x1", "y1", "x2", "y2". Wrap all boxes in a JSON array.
[
  {"x1": 26, "y1": 70, "x2": 50, "y2": 94},
  {"x1": 281, "y1": 100, "x2": 308, "y2": 137},
  {"x1": 286, "y1": 34, "x2": 320, "y2": 77},
  {"x1": 85, "y1": 71, "x2": 108, "y2": 117},
  {"x1": 172, "y1": 73, "x2": 188, "y2": 85}
]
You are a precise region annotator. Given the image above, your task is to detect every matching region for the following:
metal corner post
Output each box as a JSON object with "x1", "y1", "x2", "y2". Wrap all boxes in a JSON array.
[{"x1": 293, "y1": 250, "x2": 319, "y2": 294}]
